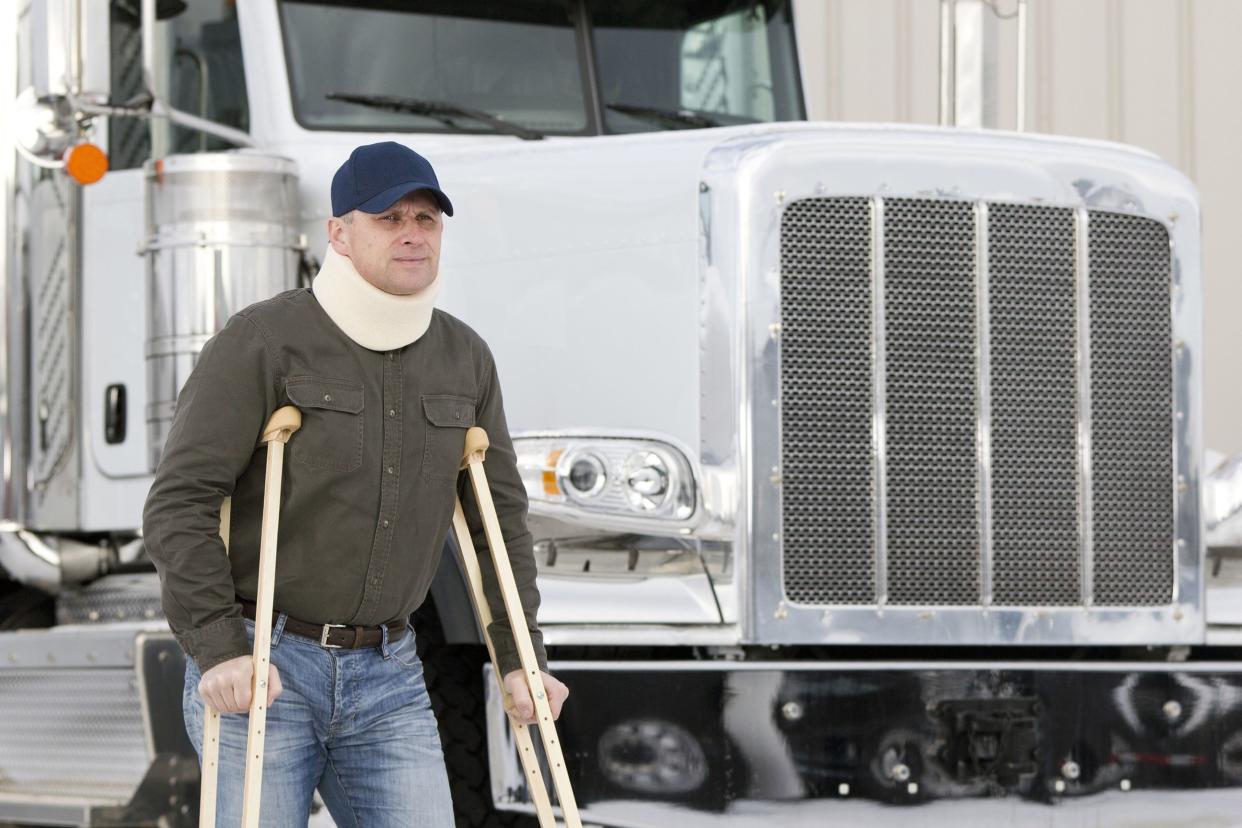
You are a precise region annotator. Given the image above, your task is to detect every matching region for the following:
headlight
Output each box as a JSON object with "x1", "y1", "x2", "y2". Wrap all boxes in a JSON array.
[{"x1": 514, "y1": 435, "x2": 697, "y2": 523}]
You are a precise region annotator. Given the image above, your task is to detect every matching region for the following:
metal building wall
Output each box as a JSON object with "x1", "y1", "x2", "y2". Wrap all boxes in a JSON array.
[{"x1": 794, "y1": 0, "x2": 1242, "y2": 456}]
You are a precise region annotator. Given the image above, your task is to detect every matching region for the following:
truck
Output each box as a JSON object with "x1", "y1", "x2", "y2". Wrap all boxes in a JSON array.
[{"x1": 3, "y1": 1, "x2": 1241, "y2": 826}]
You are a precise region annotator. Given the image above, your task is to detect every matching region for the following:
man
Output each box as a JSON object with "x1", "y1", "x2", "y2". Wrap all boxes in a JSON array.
[{"x1": 143, "y1": 141, "x2": 568, "y2": 826}]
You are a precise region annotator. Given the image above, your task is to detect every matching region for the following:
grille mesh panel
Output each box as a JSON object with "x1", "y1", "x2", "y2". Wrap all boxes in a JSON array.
[
  {"x1": 775, "y1": 197, "x2": 1175, "y2": 612},
  {"x1": 989, "y1": 205, "x2": 1081, "y2": 605},
  {"x1": 0, "y1": 670, "x2": 147, "y2": 800},
  {"x1": 779, "y1": 198, "x2": 874, "y2": 604},
  {"x1": 1089, "y1": 211, "x2": 1174, "y2": 605},
  {"x1": 884, "y1": 199, "x2": 979, "y2": 605}
]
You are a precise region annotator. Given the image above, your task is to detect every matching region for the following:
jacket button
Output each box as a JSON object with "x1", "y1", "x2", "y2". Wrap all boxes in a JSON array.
[
  {"x1": 382, "y1": 519, "x2": 390, "y2": 528},
  {"x1": 388, "y1": 409, "x2": 396, "y2": 417},
  {"x1": 323, "y1": 394, "x2": 332, "y2": 402},
  {"x1": 387, "y1": 466, "x2": 395, "y2": 474}
]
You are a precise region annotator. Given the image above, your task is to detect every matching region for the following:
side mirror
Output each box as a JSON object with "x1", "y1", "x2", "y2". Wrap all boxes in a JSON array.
[{"x1": 12, "y1": 86, "x2": 76, "y2": 166}]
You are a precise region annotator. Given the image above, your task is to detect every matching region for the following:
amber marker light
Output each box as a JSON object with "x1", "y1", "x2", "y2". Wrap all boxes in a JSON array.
[
  {"x1": 64, "y1": 142, "x2": 109, "y2": 185},
  {"x1": 542, "y1": 449, "x2": 564, "y2": 497}
]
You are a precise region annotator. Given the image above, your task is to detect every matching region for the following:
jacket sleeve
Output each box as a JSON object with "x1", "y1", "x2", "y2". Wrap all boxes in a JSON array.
[
  {"x1": 458, "y1": 347, "x2": 548, "y2": 677},
  {"x1": 142, "y1": 313, "x2": 280, "y2": 674}
]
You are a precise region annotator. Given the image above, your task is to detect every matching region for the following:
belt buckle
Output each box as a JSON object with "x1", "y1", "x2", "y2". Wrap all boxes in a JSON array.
[{"x1": 320, "y1": 623, "x2": 347, "y2": 648}]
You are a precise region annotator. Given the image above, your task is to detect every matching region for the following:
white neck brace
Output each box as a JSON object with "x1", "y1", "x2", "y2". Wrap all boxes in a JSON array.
[{"x1": 311, "y1": 246, "x2": 440, "y2": 351}]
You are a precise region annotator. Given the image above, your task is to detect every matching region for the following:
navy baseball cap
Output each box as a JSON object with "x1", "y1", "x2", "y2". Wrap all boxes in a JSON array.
[{"x1": 330, "y1": 141, "x2": 454, "y2": 217}]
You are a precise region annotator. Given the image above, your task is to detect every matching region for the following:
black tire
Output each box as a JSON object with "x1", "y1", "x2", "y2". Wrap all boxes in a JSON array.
[
  {"x1": 415, "y1": 601, "x2": 539, "y2": 828},
  {"x1": 0, "y1": 583, "x2": 55, "y2": 630}
]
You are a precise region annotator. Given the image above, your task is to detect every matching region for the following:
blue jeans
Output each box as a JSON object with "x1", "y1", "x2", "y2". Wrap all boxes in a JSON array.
[{"x1": 182, "y1": 614, "x2": 454, "y2": 827}]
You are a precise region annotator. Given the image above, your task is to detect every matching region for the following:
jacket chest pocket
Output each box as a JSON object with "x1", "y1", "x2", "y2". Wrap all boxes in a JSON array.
[
  {"x1": 421, "y1": 394, "x2": 476, "y2": 482},
  {"x1": 285, "y1": 377, "x2": 365, "y2": 472}
]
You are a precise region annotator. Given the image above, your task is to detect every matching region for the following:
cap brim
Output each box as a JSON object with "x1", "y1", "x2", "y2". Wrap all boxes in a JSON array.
[{"x1": 355, "y1": 180, "x2": 454, "y2": 217}]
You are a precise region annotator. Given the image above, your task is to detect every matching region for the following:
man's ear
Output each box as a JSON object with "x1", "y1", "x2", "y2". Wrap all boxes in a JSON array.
[{"x1": 327, "y1": 216, "x2": 350, "y2": 256}]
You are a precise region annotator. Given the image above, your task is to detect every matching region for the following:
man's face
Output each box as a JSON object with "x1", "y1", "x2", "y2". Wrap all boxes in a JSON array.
[{"x1": 327, "y1": 190, "x2": 443, "y2": 295}]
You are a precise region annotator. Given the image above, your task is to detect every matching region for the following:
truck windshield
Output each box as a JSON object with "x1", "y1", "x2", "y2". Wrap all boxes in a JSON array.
[{"x1": 278, "y1": 0, "x2": 803, "y2": 136}]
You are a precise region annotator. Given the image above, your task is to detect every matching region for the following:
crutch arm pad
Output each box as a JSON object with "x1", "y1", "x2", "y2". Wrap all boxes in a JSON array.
[
  {"x1": 260, "y1": 405, "x2": 301, "y2": 444},
  {"x1": 461, "y1": 426, "x2": 490, "y2": 468}
]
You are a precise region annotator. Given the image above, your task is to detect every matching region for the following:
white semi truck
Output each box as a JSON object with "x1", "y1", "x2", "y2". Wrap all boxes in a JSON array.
[{"x1": 3, "y1": 1, "x2": 1241, "y2": 826}]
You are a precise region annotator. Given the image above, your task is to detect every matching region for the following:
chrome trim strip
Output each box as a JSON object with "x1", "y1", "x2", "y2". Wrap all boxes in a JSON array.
[
  {"x1": 549, "y1": 659, "x2": 1242, "y2": 674},
  {"x1": 1076, "y1": 207, "x2": 1094, "y2": 607},
  {"x1": 871, "y1": 197, "x2": 888, "y2": 607},
  {"x1": 976, "y1": 201, "x2": 993, "y2": 606},
  {"x1": 542, "y1": 624, "x2": 742, "y2": 647}
]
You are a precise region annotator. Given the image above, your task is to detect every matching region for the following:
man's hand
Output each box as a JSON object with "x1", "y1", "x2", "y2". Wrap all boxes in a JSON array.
[
  {"x1": 502, "y1": 669, "x2": 568, "y2": 726},
  {"x1": 198, "y1": 655, "x2": 283, "y2": 714}
]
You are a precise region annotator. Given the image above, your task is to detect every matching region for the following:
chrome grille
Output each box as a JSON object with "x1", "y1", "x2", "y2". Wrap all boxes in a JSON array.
[
  {"x1": 884, "y1": 199, "x2": 978, "y2": 605},
  {"x1": 775, "y1": 197, "x2": 1174, "y2": 611},
  {"x1": 1089, "y1": 211, "x2": 1174, "y2": 605},
  {"x1": 778, "y1": 198, "x2": 874, "y2": 604},
  {"x1": 989, "y1": 205, "x2": 1080, "y2": 605}
]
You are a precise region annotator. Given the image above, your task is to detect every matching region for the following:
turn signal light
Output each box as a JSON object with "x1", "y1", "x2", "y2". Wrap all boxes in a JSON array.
[{"x1": 64, "y1": 142, "x2": 109, "y2": 185}]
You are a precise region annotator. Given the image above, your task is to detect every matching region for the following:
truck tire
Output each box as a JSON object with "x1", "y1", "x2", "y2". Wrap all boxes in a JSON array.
[
  {"x1": 414, "y1": 601, "x2": 538, "y2": 828},
  {"x1": 0, "y1": 583, "x2": 54, "y2": 630}
]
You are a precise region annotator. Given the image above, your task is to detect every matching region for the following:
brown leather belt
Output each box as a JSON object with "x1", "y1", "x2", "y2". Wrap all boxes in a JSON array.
[{"x1": 239, "y1": 599, "x2": 406, "y2": 649}]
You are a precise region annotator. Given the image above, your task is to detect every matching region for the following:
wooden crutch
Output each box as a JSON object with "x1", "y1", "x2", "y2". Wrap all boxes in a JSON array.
[
  {"x1": 451, "y1": 426, "x2": 582, "y2": 828},
  {"x1": 199, "y1": 405, "x2": 301, "y2": 828}
]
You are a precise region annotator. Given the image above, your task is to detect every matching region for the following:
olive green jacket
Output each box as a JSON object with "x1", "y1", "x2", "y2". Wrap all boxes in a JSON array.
[{"x1": 142, "y1": 287, "x2": 545, "y2": 676}]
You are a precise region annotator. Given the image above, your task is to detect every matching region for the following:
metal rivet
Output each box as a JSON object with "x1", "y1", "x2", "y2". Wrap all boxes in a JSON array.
[
  {"x1": 323, "y1": 394, "x2": 332, "y2": 402},
  {"x1": 388, "y1": 409, "x2": 396, "y2": 417},
  {"x1": 906, "y1": 782, "x2": 918, "y2": 795},
  {"x1": 781, "y1": 701, "x2": 803, "y2": 721},
  {"x1": 774, "y1": 190, "x2": 786, "y2": 202},
  {"x1": 1162, "y1": 700, "x2": 1183, "y2": 722},
  {"x1": 774, "y1": 603, "x2": 788, "y2": 620},
  {"x1": 382, "y1": 519, "x2": 390, "y2": 528},
  {"x1": 1054, "y1": 779, "x2": 1066, "y2": 793},
  {"x1": 1120, "y1": 779, "x2": 1131, "y2": 792},
  {"x1": 387, "y1": 466, "x2": 395, "y2": 474},
  {"x1": 838, "y1": 783, "x2": 850, "y2": 796},
  {"x1": 891, "y1": 763, "x2": 911, "y2": 782},
  {"x1": 1061, "y1": 760, "x2": 1080, "y2": 780}
]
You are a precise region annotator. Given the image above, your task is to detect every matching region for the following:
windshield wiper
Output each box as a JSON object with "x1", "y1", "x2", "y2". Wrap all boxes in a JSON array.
[
  {"x1": 326, "y1": 93, "x2": 544, "y2": 140},
  {"x1": 605, "y1": 103, "x2": 722, "y2": 130}
]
